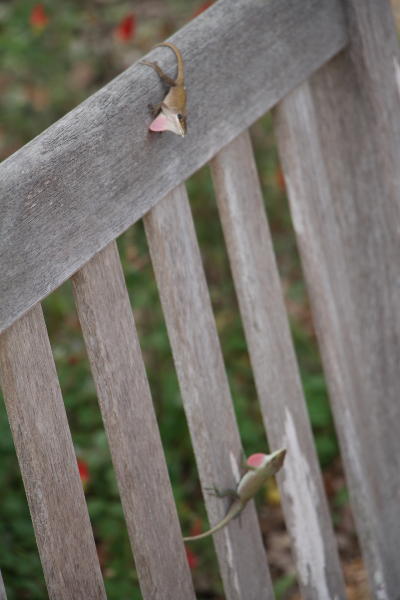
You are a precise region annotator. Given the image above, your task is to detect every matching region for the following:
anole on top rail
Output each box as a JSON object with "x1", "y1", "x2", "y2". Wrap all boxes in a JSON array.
[
  {"x1": 141, "y1": 42, "x2": 187, "y2": 137},
  {"x1": 184, "y1": 448, "x2": 286, "y2": 542}
]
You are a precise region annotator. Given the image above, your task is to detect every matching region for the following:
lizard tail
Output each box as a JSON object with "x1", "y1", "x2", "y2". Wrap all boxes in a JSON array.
[
  {"x1": 183, "y1": 501, "x2": 243, "y2": 542},
  {"x1": 156, "y1": 42, "x2": 185, "y2": 86}
]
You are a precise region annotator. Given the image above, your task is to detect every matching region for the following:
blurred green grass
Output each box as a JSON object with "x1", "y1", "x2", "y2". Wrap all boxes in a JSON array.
[{"x1": 0, "y1": 2, "x2": 339, "y2": 598}]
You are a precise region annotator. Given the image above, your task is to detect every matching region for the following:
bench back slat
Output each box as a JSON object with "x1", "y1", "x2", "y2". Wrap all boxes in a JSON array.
[
  {"x1": 71, "y1": 241, "x2": 196, "y2": 600},
  {"x1": 211, "y1": 130, "x2": 346, "y2": 598},
  {"x1": 0, "y1": 572, "x2": 7, "y2": 600},
  {"x1": 273, "y1": 52, "x2": 400, "y2": 597},
  {"x1": 144, "y1": 185, "x2": 274, "y2": 600},
  {"x1": 0, "y1": 305, "x2": 106, "y2": 600}
]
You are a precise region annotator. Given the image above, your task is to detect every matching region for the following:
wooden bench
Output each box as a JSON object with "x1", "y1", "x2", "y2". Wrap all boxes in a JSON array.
[{"x1": 1, "y1": 0, "x2": 399, "y2": 598}]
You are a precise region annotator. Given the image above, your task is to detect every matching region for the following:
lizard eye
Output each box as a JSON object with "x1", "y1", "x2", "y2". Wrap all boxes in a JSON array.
[{"x1": 177, "y1": 114, "x2": 184, "y2": 121}]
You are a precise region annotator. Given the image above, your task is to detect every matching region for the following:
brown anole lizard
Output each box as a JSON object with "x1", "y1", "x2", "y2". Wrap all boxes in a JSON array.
[
  {"x1": 184, "y1": 448, "x2": 286, "y2": 542},
  {"x1": 141, "y1": 42, "x2": 187, "y2": 137}
]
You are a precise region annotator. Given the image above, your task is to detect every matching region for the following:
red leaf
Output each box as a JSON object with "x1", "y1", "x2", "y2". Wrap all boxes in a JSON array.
[
  {"x1": 189, "y1": 518, "x2": 203, "y2": 537},
  {"x1": 29, "y1": 4, "x2": 49, "y2": 30},
  {"x1": 276, "y1": 166, "x2": 286, "y2": 192},
  {"x1": 77, "y1": 458, "x2": 90, "y2": 488},
  {"x1": 185, "y1": 546, "x2": 200, "y2": 569},
  {"x1": 115, "y1": 14, "x2": 136, "y2": 43},
  {"x1": 192, "y1": 1, "x2": 214, "y2": 18},
  {"x1": 67, "y1": 354, "x2": 80, "y2": 366}
]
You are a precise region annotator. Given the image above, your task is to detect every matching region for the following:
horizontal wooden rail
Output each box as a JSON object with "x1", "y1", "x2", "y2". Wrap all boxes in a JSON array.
[{"x1": 0, "y1": 0, "x2": 347, "y2": 335}]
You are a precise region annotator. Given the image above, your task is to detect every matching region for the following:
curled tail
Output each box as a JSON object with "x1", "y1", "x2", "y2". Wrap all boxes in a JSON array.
[
  {"x1": 183, "y1": 500, "x2": 243, "y2": 542},
  {"x1": 156, "y1": 42, "x2": 185, "y2": 86}
]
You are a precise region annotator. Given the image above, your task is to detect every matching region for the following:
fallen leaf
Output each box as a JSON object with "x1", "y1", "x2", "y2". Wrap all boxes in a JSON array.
[
  {"x1": 115, "y1": 14, "x2": 136, "y2": 43},
  {"x1": 30, "y1": 4, "x2": 49, "y2": 30}
]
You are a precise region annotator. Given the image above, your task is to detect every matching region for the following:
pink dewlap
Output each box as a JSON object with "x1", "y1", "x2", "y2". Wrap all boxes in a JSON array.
[
  {"x1": 247, "y1": 453, "x2": 266, "y2": 467},
  {"x1": 149, "y1": 113, "x2": 169, "y2": 132}
]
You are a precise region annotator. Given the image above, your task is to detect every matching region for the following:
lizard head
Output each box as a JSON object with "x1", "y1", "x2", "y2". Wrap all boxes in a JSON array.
[
  {"x1": 268, "y1": 448, "x2": 287, "y2": 472},
  {"x1": 149, "y1": 105, "x2": 186, "y2": 137},
  {"x1": 247, "y1": 448, "x2": 286, "y2": 473},
  {"x1": 175, "y1": 112, "x2": 187, "y2": 137}
]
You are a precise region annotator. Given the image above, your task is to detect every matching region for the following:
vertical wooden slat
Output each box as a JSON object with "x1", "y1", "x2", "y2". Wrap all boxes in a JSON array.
[
  {"x1": 0, "y1": 571, "x2": 7, "y2": 600},
  {"x1": 273, "y1": 4, "x2": 400, "y2": 591},
  {"x1": 0, "y1": 305, "x2": 106, "y2": 600},
  {"x1": 211, "y1": 130, "x2": 346, "y2": 599},
  {"x1": 144, "y1": 185, "x2": 275, "y2": 600},
  {"x1": 72, "y1": 241, "x2": 195, "y2": 600}
]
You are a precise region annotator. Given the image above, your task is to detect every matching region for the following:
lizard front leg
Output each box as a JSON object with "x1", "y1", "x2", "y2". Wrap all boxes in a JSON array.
[
  {"x1": 147, "y1": 102, "x2": 162, "y2": 117},
  {"x1": 141, "y1": 60, "x2": 176, "y2": 87},
  {"x1": 204, "y1": 486, "x2": 238, "y2": 500}
]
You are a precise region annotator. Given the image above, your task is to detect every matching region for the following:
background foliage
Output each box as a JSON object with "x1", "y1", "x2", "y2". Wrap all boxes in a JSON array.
[{"x1": 0, "y1": 2, "x2": 356, "y2": 598}]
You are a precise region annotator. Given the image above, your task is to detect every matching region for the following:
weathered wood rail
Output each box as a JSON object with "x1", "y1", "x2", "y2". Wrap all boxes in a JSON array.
[{"x1": 0, "y1": 0, "x2": 399, "y2": 598}]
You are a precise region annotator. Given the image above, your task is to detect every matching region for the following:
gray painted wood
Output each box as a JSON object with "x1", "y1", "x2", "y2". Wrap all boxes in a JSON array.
[
  {"x1": 273, "y1": 2, "x2": 400, "y2": 593},
  {"x1": 144, "y1": 185, "x2": 274, "y2": 600},
  {"x1": 0, "y1": 572, "x2": 7, "y2": 600},
  {"x1": 72, "y1": 241, "x2": 195, "y2": 600},
  {"x1": 211, "y1": 130, "x2": 346, "y2": 600},
  {"x1": 0, "y1": 0, "x2": 348, "y2": 335},
  {"x1": 0, "y1": 305, "x2": 106, "y2": 600}
]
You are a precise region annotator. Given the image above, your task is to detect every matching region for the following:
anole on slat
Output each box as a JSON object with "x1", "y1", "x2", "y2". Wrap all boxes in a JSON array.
[
  {"x1": 142, "y1": 42, "x2": 187, "y2": 137},
  {"x1": 184, "y1": 448, "x2": 286, "y2": 542}
]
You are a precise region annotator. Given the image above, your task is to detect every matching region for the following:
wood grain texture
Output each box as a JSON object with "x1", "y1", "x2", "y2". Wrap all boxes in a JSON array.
[
  {"x1": 0, "y1": 305, "x2": 105, "y2": 600},
  {"x1": 0, "y1": 0, "x2": 347, "y2": 335},
  {"x1": 72, "y1": 241, "x2": 195, "y2": 600},
  {"x1": 211, "y1": 130, "x2": 345, "y2": 599},
  {"x1": 144, "y1": 185, "x2": 274, "y2": 600},
  {"x1": 273, "y1": 2, "x2": 400, "y2": 594}
]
